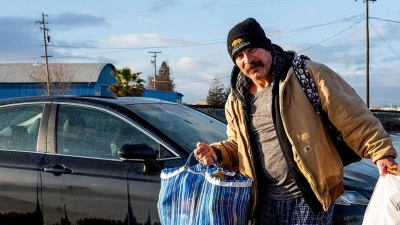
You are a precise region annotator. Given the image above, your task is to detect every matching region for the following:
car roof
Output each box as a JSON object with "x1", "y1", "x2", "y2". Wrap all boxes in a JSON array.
[{"x1": 0, "y1": 95, "x2": 176, "y2": 107}]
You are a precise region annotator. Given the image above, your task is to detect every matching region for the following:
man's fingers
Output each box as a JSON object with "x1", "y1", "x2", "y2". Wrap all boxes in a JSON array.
[
  {"x1": 195, "y1": 142, "x2": 211, "y2": 156},
  {"x1": 200, "y1": 157, "x2": 214, "y2": 166},
  {"x1": 376, "y1": 157, "x2": 397, "y2": 177},
  {"x1": 193, "y1": 142, "x2": 217, "y2": 165},
  {"x1": 196, "y1": 142, "x2": 205, "y2": 148}
]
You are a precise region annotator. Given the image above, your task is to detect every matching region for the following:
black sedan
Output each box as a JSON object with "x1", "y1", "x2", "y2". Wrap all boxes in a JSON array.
[{"x1": 0, "y1": 96, "x2": 377, "y2": 225}]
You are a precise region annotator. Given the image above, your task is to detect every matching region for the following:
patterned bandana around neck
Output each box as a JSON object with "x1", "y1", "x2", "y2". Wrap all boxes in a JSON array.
[
  {"x1": 233, "y1": 44, "x2": 287, "y2": 108},
  {"x1": 270, "y1": 44, "x2": 287, "y2": 83}
]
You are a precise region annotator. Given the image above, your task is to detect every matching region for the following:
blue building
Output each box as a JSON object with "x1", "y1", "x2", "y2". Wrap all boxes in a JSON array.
[
  {"x1": 143, "y1": 89, "x2": 183, "y2": 104},
  {"x1": 0, "y1": 63, "x2": 183, "y2": 103}
]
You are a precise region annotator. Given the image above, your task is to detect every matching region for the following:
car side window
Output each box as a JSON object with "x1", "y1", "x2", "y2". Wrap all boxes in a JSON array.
[
  {"x1": 56, "y1": 104, "x2": 173, "y2": 159},
  {"x1": 0, "y1": 104, "x2": 44, "y2": 151}
]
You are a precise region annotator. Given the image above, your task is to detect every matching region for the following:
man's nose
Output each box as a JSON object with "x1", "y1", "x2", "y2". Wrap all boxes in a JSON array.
[{"x1": 242, "y1": 51, "x2": 253, "y2": 64}]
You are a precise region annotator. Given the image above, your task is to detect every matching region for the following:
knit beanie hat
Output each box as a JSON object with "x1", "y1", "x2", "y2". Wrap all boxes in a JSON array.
[{"x1": 227, "y1": 18, "x2": 273, "y2": 62}]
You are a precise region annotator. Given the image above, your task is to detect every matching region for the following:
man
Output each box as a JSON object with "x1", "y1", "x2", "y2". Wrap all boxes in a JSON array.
[{"x1": 194, "y1": 18, "x2": 397, "y2": 224}]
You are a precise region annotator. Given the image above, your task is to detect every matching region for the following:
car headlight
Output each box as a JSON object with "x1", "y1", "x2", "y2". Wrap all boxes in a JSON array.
[{"x1": 334, "y1": 191, "x2": 369, "y2": 206}]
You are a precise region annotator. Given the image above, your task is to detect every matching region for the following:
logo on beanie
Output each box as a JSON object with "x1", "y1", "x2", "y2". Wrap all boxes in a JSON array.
[
  {"x1": 232, "y1": 38, "x2": 244, "y2": 49},
  {"x1": 230, "y1": 38, "x2": 250, "y2": 56}
]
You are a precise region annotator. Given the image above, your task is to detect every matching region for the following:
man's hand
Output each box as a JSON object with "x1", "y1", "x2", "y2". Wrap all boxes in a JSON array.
[
  {"x1": 376, "y1": 156, "x2": 397, "y2": 177},
  {"x1": 193, "y1": 142, "x2": 218, "y2": 165}
]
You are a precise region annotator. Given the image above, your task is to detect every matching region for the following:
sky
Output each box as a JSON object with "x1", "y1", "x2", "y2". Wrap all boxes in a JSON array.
[{"x1": 0, "y1": 0, "x2": 399, "y2": 105}]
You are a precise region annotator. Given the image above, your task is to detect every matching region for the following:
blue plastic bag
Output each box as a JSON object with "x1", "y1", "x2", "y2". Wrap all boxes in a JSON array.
[{"x1": 157, "y1": 153, "x2": 252, "y2": 225}]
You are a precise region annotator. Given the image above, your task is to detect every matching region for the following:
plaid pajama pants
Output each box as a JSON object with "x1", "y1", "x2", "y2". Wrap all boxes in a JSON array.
[{"x1": 256, "y1": 195, "x2": 334, "y2": 225}]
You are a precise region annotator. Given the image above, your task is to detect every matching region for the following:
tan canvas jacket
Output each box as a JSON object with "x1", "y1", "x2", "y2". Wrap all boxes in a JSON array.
[{"x1": 210, "y1": 58, "x2": 397, "y2": 220}]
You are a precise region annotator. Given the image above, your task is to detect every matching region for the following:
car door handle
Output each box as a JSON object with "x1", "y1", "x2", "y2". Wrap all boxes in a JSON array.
[{"x1": 43, "y1": 165, "x2": 73, "y2": 175}]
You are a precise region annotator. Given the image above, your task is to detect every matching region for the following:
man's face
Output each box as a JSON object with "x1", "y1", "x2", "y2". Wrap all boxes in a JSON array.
[{"x1": 234, "y1": 47, "x2": 272, "y2": 82}]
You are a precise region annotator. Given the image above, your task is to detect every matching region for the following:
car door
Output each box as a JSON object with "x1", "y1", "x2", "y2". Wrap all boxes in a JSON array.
[
  {"x1": 0, "y1": 103, "x2": 47, "y2": 225},
  {"x1": 40, "y1": 102, "x2": 174, "y2": 225}
]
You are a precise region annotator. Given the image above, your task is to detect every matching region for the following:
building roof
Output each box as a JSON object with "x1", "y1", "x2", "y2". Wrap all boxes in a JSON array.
[{"x1": 0, "y1": 63, "x2": 114, "y2": 83}]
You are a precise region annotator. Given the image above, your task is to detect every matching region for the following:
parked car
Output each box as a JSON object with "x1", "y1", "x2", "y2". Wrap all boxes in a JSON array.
[{"x1": 0, "y1": 96, "x2": 378, "y2": 225}]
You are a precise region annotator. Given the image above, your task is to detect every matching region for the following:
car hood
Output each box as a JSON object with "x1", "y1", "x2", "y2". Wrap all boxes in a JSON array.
[{"x1": 343, "y1": 159, "x2": 379, "y2": 193}]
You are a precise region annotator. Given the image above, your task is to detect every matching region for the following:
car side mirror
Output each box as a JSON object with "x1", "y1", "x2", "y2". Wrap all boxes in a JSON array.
[
  {"x1": 118, "y1": 143, "x2": 161, "y2": 174},
  {"x1": 118, "y1": 143, "x2": 157, "y2": 161}
]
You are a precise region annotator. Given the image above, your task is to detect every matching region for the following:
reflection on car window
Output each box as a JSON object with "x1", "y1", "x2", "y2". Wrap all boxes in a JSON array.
[
  {"x1": 127, "y1": 103, "x2": 227, "y2": 151},
  {"x1": 56, "y1": 104, "x2": 173, "y2": 159},
  {"x1": 0, "y1": 104, "x2": 44, "y2": 151}
]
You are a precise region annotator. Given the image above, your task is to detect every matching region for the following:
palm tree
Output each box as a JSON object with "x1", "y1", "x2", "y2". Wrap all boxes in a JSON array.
[{"x1": 108, "y1": 68, "x2": 144, "y2": 97}]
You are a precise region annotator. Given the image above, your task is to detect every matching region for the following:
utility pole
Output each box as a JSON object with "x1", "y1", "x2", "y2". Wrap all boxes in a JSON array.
[
  {"x1": 149, "y1": 51, "x2": 161, "y2": 90},
  {"x1": 366, "y1": 0, "x2": 371, "y2": 108},
  {"x1": 343, "y1": 56, "x2": 349, "y2": 79},
  {"x1": 356, "y1": 0, "x2": 376, "y2": 108},
  {"x1": 37, "y1": 13, "x2": 53, "y2": 96}
]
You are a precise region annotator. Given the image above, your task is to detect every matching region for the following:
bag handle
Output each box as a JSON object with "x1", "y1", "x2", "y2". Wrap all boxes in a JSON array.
[
  {"x1": 186, "y1": 152, "x2": 219, "y2": 166},
  {"x1": 387, "y1": 165, "x2": 400, "y2": 176},
  {"x1": 185, "y1": 152, "x2": 194, "y2": 166},
  {"x1": 185, "y1": 152, "x2": 218, "y2": 168},
  {"x1": 186, "y1": 152, "x2": 224, "y2": 176}
]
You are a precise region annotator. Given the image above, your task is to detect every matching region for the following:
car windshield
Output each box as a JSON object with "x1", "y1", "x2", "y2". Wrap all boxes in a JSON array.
[{"x1": 127, "y1": 103, "x2": 227, "y2": 152}]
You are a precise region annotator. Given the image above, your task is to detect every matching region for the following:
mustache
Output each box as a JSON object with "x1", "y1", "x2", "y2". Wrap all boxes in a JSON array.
[{"x1": 245, "y1": 60, "x2": 264, "y2": 71}]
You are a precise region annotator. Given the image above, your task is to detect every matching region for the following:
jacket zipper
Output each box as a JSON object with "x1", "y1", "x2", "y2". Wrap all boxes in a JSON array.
[{"x1": 278, "y1": 73, "x2": 326, "y2": 206}]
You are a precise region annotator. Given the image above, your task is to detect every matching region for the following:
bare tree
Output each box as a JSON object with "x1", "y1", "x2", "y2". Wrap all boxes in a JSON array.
[{"x1": 28, "y1": 63, "x2": 74, "y2": 95}]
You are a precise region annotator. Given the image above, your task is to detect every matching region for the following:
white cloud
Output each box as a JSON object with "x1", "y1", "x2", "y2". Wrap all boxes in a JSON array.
[
  {"x1": 138, "y1": 17, "x2": 159, "y2": 25},
  {"x1": 172, "y1": 57, "x2": 199, "y2": 71},
  {"x1": 108, "y1": 33, "x2": 165, "y2": 46},
  {"x1": 170, "y1": 56, "x2": 232, "y2": 104},
  {"x1": 149, "y1": 0, "x2": 179, "y2": 11},
  {"x1": 107, "y1": 33, "x2": 189, "y2": 48},
  {"x1": 171, "y1": 57, "x2": 231, "y2": 82}
]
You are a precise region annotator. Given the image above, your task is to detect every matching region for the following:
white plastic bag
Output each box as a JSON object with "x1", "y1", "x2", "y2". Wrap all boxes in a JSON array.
[{"x1": 363, "y1": 166, "x2": 400, "y2": 225}]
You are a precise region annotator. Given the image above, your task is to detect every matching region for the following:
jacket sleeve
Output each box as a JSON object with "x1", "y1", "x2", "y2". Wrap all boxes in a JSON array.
[
  {"x1": 307, "y1": 61, "x2": 397, "y2": 162},
  {"x1": 210, "y1": 93, "x2": 240, "y2": 171}
]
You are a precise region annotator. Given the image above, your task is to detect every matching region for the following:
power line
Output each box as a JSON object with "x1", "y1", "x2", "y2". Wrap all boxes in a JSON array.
[
  {"x1": 0, "y1": 14, "x2": 381, "y2": 62},
  {"x1": 92, "y1": 0, "x2": 315, "y2": 18},
  {"x1": 370, "y1": 17, "x2": 400, "y2": 24},
  {"x1": 298, "y1": 19, "x2": 364, "y2": 53},
  {"x1": 0, "y1": 45, "x2": 39, "y2": 49},
  {"x1": 0, "y1": 22, "x2": 35, "y2": 26},
  {"x1": 174, "y1": 76, "x2": 230, "y2": 84},
  {"x1": 369, "y1": 22, "x2": 400, "y2": 59},
  {"x1": 51, "y1": 40, "x2": 224, "y2": 50},
  {"x1": 267, "y1": 15, "x2": 363, "y2": 36},
  {"x1": 0, "y1": 14, "x2": 368, "y2": 63},
  {"x1": 44, "y1": 15, "x2": 364, "y2": 52}
]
